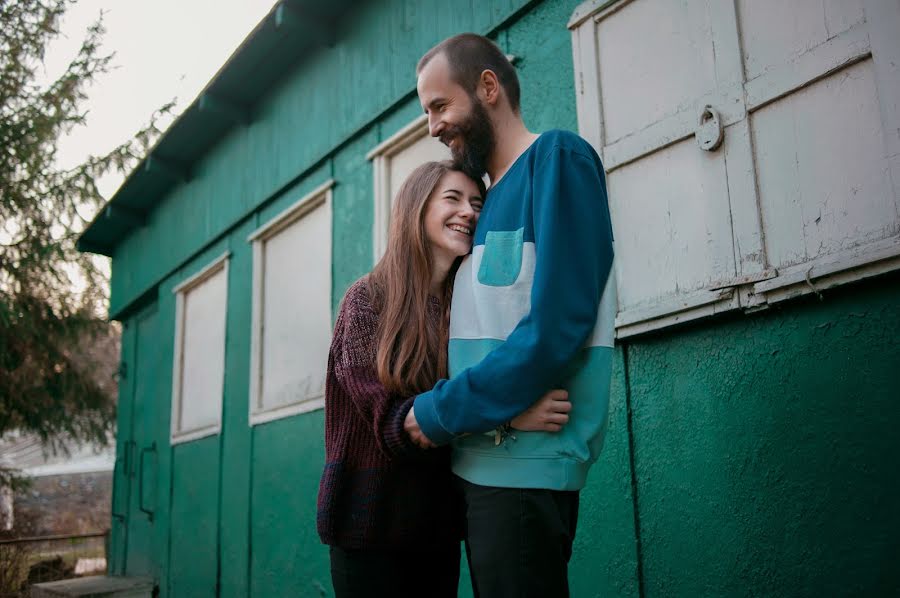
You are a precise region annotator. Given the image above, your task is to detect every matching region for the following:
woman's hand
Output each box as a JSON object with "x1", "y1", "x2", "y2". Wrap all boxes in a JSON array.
[{"x1": 510, "y1": 389, "x2": 571, "y2": 432}]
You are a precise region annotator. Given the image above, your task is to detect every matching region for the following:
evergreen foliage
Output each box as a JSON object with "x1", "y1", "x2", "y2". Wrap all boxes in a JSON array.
[{"x1": 0, "y1": 0, "x2": 172, "y2": 488}]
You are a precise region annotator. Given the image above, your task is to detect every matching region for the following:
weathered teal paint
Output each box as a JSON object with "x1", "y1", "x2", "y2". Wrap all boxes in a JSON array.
[
  {"x1": 217, "y1": 221, "x2": 255, "y2": 598},
  {"x1": 127, "y1": 305, "x2": 163, "y2": 579},
  {"x1": 107, "y1": 0, "x2": 537, "y2": 319},
  {"x1": 331, "y1": 129, "x2": 379, "y2": 314},
  {"x1": 94, "y1": 0, "x2": 900, "y2": 596},
  {"x1": 249, "y1": 413, "x2": 329, "y2": 596},
  {"x1": 169, "y1": 438, "x2": 219, "y2": 597}
]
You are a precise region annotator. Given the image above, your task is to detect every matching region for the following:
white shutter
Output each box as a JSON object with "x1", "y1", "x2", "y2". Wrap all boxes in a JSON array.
[
  {"x1": 248, "y1": 181, "x2": 333, "y2": 425},
  {"x1": 570, "y1": 0, "x2": 900, "y2": 336},
  {"x1": 738, "y1": 0, "x2": 900, "y2": 303},
  {"x1": 368, "y1": 115, "x2": 451, "y2": 261},
  {"x1": 171, "y1": 253, "x2": 228, "y2": 443},
  {"x1": 388, "y1": 131, "x2": 451, "y2": 203}
]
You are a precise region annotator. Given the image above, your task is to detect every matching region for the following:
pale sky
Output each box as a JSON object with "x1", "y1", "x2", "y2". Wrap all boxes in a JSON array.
[{"x1": 48, "y1": 0, "x2": 279, "y2": 198}]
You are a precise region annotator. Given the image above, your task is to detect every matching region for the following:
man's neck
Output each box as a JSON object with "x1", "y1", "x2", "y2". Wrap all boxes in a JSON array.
[{"x1": 487, "y1": 115, "x2": 539, "y2": 185}]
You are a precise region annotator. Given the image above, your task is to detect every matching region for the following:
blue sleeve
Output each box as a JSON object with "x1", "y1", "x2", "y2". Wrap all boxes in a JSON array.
[{"x1": 413, "y1": 145, "x2": 614, "y2": 444}]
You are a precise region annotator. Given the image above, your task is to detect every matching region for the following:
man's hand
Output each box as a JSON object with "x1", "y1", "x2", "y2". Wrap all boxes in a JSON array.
[
  {"x1": 510, "y1": 389, "x2": 571, "y2": 432},
  {"x1": 404, "y1": 406, "x2": 437, "y2": 449}
]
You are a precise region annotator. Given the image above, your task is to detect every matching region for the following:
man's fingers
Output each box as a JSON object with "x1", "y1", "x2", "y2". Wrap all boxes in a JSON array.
[
  {"x1": 545, "y1": 423, "x2": 562, "y2": 432},
  {"x1": 552, "y1": 400, "x2": 573, "y2": 413},
  {"x1": 548, "y1": 413, "x2": 569, "y2": 425},
  {"x1": 547, "y1": 389, "x2": 569, "y2": 401}
]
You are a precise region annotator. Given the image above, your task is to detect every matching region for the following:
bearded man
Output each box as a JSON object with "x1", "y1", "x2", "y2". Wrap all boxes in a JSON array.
[{"x1": 401, "y1": 33, "x2": 617, "y2": 597}]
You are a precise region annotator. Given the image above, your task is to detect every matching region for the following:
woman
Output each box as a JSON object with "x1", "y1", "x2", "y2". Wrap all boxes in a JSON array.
[{"x1": 317, "y1": 161, "x2": 571, "y2": 597}]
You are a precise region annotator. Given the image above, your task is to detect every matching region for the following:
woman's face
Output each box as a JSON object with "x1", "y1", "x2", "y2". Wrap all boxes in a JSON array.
[{"x1": 423, "y1": 170, "x2": 484, "y2": 263}]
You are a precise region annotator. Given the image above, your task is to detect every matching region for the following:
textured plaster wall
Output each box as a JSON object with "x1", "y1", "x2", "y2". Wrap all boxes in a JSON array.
[{"x1": 625, "y1": 274, "x2": 900, "y2": 597}]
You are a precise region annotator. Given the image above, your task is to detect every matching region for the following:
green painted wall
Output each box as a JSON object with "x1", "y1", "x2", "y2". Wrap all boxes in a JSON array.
[
  {"x1": 108, "y1": 0, "x2": 537, "y2": 318},
  {"x1": 105, "y1": 0, "x2": 899, "y2": 596},
  {"x1": 625, "y1": 275, "x2": 900, "y2": 597},
  {"x1": 249, "y1": 413, "x2": 329, "y2": 597}
]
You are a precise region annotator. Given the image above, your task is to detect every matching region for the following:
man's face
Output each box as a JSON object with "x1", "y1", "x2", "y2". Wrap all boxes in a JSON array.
[{"x1": 417, "y1": 54, "x2": 495, "y2": 179}]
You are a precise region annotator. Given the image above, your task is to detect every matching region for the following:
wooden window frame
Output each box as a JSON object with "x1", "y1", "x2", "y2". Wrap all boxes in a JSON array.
[
  {"x1": 247, "y1": 179, "x2": 334, "y2": 426},
  {"x1": 366, "y1": 114, "x2": 432, "y2": 263},
  {"x1": 170, "y1": 252, "x2": 230, "y2": 445}
]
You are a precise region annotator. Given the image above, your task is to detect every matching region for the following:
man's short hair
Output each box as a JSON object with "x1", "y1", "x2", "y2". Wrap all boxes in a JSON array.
[{"x1": 417, "y1": 33, "x2": 521, "y2": 113}]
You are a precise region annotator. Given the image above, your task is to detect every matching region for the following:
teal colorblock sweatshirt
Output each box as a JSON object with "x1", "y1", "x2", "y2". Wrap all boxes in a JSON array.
[{"x1": 413, "y1": 130, "x2": 616, "y2": 491}]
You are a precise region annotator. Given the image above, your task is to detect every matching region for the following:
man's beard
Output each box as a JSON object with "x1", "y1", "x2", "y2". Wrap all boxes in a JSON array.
[{"x1": 441, "y1": 98, "x2": 495, "y2": 180}]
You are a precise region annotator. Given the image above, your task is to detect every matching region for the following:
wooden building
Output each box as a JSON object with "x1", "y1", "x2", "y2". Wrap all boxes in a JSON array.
[{"x1": 78, "y1": 0, "x2": 900, "y2": 595}]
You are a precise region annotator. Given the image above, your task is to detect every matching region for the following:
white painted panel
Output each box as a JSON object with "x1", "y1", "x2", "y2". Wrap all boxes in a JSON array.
[
  {"x1": 388, "y1": 133, "x2": 450, "y2": 204},
  {"x1": 864, "y1": 0, "x2": 900, "y2": 208},
  {"x1": 595, "y1": 0, "x2": 717, "y2": 143},
  {"x1": 607, "y1": 137, "x2": 735, "y2": 312},
  {"x1": 260, "y1": 201, "x2": 331, "y2": 410},
  {"x1": 743, "y1": 24, "x2": 871, "y2": 112},
  {"x1": 751, "y1": 59, "x2": 895, "y2": 270},
  {"x1": 180, "y1": 267, "x2": 226, "y2": 431},
  {"x1": 738, "y1": 0, "x2": 865, "y2": 80}
]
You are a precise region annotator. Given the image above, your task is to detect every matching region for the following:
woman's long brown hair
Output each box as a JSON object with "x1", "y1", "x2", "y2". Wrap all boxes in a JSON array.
[{"x1": 368, "y1": 160, "x2": 485, "y2": 396}]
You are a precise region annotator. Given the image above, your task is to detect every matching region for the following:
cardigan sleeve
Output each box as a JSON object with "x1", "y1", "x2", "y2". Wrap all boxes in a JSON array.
[{"x1": 330, "y1": 281, "x2": 431, "y2": 460}]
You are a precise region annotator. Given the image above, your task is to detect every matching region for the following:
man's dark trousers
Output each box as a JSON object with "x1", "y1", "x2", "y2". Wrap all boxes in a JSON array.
[{"x1": 460, "y1": 477, "x2": 580, "y2": 598}]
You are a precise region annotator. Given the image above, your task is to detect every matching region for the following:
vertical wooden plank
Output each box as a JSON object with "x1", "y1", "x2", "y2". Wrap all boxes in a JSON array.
[
  {"x1": 217, "y1": 224, "x2": 255, "y2": 598},
  {"x1": 708, "y1": 0, "x2": 745, "y2": 87},
  {"x1": 570, "y1": 19, "x2": 604, "y2": 156},
  {"x1": 722, "y1": 119, "x2": 767, "y2": 278},
  {"x1": 863, "y1": 0, "x2": 900, "y2": 211},
  {"x1": 708, "y1": 0, "x2": 767, "y2": 284},
  {"x1": 168, "y1": 439, "x2": 220, "y2": 598},
  {"x1": 125, "y1": 305, "x2": 163, "y2": 579}
]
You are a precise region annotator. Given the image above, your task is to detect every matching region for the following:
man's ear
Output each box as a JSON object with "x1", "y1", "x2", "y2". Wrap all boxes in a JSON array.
[{"x1": 479, "y1": 69, "x2": 501, "y2": 107}]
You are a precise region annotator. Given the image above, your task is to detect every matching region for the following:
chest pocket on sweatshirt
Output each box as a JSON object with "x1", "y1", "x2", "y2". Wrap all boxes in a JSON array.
[{"x1": 478, "y1": 228, "x2": 524, "y2": 287}]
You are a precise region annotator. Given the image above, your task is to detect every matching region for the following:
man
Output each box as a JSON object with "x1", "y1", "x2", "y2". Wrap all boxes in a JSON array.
[{"x1": 402, "y1": 33, "x2": 616, "y2": 597}]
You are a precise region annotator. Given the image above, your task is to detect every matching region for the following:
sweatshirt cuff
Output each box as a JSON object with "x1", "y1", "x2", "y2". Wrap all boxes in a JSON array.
[{"x1": 413, "y1": 390, "x2": 456, "y2": 446}]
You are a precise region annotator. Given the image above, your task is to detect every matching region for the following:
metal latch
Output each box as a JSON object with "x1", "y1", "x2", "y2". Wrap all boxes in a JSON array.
[{"x1": 696, "y1": 105, "x2": 724, "y2": 151}]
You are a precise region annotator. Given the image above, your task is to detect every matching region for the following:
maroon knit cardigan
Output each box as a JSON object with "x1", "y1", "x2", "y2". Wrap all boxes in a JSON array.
[{"x1": 316, "y1": 277, "x2": 462, "y2": 549}]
